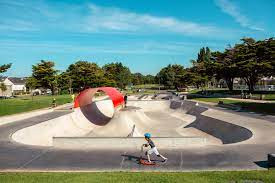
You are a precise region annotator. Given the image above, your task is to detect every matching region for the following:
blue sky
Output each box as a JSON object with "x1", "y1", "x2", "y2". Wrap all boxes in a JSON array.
[{"x1": 0, "y1": 0, "x2": 274, "y2": 76}]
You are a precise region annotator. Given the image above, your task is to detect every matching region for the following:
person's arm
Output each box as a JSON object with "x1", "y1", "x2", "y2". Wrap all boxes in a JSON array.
[{"x1": 142, "y1": 143, "x2": 149, "y2": 147}]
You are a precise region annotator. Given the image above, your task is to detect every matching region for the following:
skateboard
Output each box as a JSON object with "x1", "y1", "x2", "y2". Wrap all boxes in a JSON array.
[{"x1": 139, "y1": 157, "x2": 156, "y2": 165}]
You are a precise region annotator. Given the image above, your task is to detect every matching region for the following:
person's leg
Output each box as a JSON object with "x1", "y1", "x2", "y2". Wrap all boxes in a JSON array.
[
  {"x1": 158, "y1": 154, "x2": 167, "y2": 160},
  {"x1": 147, "y1": 154, "x2": 151, "y2": 162},
  {"x1": 154, "y1": 148, "x2": 167, "y2": 161},
  {"x1": 146, "y1": 149, "x2": 153, "y2": 162}
]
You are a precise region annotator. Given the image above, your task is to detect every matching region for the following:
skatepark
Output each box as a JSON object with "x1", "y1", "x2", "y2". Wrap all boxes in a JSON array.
[{"x1": 1, "y1": 87, "x2": 275, "y2": 171}]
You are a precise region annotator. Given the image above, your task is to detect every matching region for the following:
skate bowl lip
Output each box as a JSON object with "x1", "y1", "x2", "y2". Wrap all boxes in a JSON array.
[
  {"x1": 74, "y1": 87, "x2": 125, "y2": 125},
  {"x1": 74, "y1": 87, "x2": 125, "y2": 109}
]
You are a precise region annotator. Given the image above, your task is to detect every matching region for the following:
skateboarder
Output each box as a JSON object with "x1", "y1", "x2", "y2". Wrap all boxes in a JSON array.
[{"x1": 142, "y1": 133, "x2": 167, "y2": 163}]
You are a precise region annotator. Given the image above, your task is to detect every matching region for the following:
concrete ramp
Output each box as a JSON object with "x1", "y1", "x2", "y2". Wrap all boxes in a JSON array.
[
  {"x1": 11, "y1": 95, "x2": 254, "y2": 149},
  {"x1": 181, "y1": 100, "x2": 253, "y2": 144},
  {"x1": 12, "y1": 100, "x2": 114, "y2": 146},
  {"x1": 12, "y1": 99, "x2": 210, "y2": 148}
]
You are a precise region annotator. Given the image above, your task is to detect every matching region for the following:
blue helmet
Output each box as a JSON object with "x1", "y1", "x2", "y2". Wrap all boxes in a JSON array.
[{"x1": 144, "y1": 133, "x2": 151, "y2": 138}]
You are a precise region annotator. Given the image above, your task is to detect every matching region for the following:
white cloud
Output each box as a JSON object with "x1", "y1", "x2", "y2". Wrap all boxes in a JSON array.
[
  {"x1": 0, "y1": 39, "x2": 210, "y2": 55},
  {"x1": 215, "y1": 0, "x2": 264, "y2": 31},
  {"x1": 0, "y1": 0, "x2": 239, "y2": 38},
  {"x1": 85, "y1": 4, "x2": 223, "y2": 37}
]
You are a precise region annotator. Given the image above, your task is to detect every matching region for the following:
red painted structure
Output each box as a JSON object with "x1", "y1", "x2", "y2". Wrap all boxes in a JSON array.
[{"x1": 74, "y1": 87, "x2": 124, "y2": 108}]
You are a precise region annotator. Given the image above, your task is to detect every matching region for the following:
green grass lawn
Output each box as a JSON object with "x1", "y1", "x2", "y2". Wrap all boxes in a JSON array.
[
  {"x1": 0, "y1": 95, "x2": 72, "y2": 116},
  {"x1": 192, "y1": 97, "x2": 238, "y2": 104},
  {"x1": 0, "y1": 171, "x2": 274, "y2": 183},
  {"x1": 253, "y1": 94, "x2": 275, "y2": 100},
  {"x1": 189, "y1": 89, "x2": 275, "y2": 100},
  {"x1": 193, "y1": 97, "x2": 275, "y2": 115},
  {"x1": 132, "y1": 84, "x2": 161, "y2": 89}
]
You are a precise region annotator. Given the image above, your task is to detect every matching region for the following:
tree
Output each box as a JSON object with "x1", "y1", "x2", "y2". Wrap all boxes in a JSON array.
[
  {"x1": 32, "y1": 60, "x2": 57, "y2": 94},
  {"x1": 0, "y1": 83, "x2": 7, "y2": 96},
  {"x1": 56, "y1": 72, "x2": 72, "y2": 94},
  {"x1": 0, "y1": 63, "x2": 11, "y2": 97},
  {"x1": 211, "y1": 48, "x2": 239, "y2": 91},
  {"x1": 132, "y1": 73, "x2": 144, "y2": 85},
  {"x1": 190, "y1": 47, "x2": 214, "y2": 88},
  {"x1": 25, "y1": 77, "x2": 38, "y2": 92},
  {"x1": 131, "y1": 73, "x2": 156, "y2": 86},
  {"x1": 66, "y1": 61, "x2": 104, "y2": 92},
  {"x1": 103, "y1": 62, "x2": 132, "y2": 89},
  {"x1": 235, "y1": 38, "x2": 273, "y2": 92},
  {"x1": 144, "y1": 75, "x2": 156, "y2": 84},
  {"x1": 0, "y1": 63, "x2": 12, "y2": 74},
  {"x1": 157, "y1": 65, "x2": 175, "y2": 89},
  {"x1": 156, "y1": 64, "x2": 186, "y2": 89}
]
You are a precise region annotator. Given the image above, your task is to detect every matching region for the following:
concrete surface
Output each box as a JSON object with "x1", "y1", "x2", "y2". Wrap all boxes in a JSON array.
[
  {"x1": 53, "y1": 137, "x2": 207, "y2": 150},
  {"x1": 13, "y1": 99, "x2": 210, "y2": 147},
  {"x1": 183, "y1": 103, "x2": 253, "y2": 144},
  {"x1": 0, "y1": 95, "x2": 275, "y2": 171}
]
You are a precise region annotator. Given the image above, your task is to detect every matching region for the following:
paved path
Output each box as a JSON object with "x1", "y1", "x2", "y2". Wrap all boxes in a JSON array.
[{"x1": 0, "y1": 103, "x2": 274, "y2": 171}]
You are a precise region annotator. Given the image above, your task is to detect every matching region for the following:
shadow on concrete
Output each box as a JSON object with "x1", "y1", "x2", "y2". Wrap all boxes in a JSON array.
[
  {"x1": 121, "y1": 154, "x2": 163, "y2": 164},
  {"x1": 254, "y1": 161, "x2": 269, "y2": 169},
  {"x1": 80, "y1": 102, "x2": 112, "y2": 126},
  {"x1": 173, "y1": 100, "x2": 253, "y2": 144}
]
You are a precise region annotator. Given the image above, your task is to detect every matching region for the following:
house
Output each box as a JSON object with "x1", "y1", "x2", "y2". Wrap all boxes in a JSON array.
[{"x1": 0, "y1": 77, "x2": 27, "y2": 97}]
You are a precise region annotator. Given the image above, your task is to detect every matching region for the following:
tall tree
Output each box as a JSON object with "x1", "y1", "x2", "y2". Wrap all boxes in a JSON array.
[
  {"x1": 157, "y1": 64, "x2": 186, "y2": 89},
  {"x1": 66, "y1": 61, "x2": 104, "y2": 92},
  {"x1": 212, "y1": 48, "x2": 239, "y2": 91},
  {"x1": 25, "y1": 77, "x2": 38, "y2": 92},
  {"x1": 32, "y1": 60, "x2": 57, "y2": 94},
  {"x1": 190, "y1": 47, "x2": 214, "y2": 88},
  {"x1": 144, "y1": 75, "x2": 156, "y2": 84},
  {"x1": 132, "y1": 73, "x2": 144, "y2": 85},
  {"x1": 236, "y1": 38, "x2": 273, "y2": 92},
  {"x1": 103, "y1": 62, "x2": 132, "y2": 89}
]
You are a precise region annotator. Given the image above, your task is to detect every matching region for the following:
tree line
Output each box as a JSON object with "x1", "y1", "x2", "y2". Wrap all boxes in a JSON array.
[
  {"x1": 156, "y1": 37, "x2": 275, "y2": 92},
  {"x1": 25, "y1": 61, "x2": 157, "y2": 94},
  {"x1": 1, "y1": 37, "x2": 274, "y2": 94}
]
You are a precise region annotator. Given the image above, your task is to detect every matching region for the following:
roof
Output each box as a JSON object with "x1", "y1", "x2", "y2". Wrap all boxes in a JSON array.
[
  {"x1": 8, "y1": 77, "x2": 27, "y2": 85},
  {"x1": 0, "y1": 76, "x2": 8, "y2": 82}
]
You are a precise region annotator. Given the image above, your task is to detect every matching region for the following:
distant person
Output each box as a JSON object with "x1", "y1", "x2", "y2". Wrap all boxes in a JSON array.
[
  {"x1": 142, "y1": 133, "x2": 167, "y2": 163},
  {"x1": 52, "y1": 98, "x2": 57, "y2": 108},
  {"x1": 71, "y1": 94, "x2": 75, "y2": 102},
  {"x1": 124, "y1": 94, "x2": 128, "y2": 107}
]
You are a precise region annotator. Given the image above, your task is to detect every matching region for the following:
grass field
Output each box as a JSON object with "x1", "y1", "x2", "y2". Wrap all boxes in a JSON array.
[
  {"x1": 0, "y1": 95, "x2": 72, "y2": 116},
  {"x1": 253, "y1": 94, "x2": 275, "y2": 100},
  {"x1": 0, "y1": 171, "x2": 274, "y2": 183},
  {"x1": 193, "y1": 97, "x2": 275, "y2": 115},
  {"x1": 132, "y1": 84, "x2": 162, "y2": 89},
  {"x1": 190, "y1": 89, "x2": 275, "y2": 100}
]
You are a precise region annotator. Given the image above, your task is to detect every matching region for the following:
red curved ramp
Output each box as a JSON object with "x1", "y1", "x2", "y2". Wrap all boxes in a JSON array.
[{"x1": 74, "y1": 87, "x2": 124, "y2": 126}]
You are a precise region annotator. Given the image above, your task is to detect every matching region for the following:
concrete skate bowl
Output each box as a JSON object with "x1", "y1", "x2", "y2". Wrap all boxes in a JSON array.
[
  {"x1": 12, "y1": 90, "x2": 252, "y2": 149},
  {"x1": 74, "y1": 87, "x2": 125, "y2": 126},
  {"x1": 11, "y1": 87, "x2": 125, "y2": 147},
  {"x1": 179, "y1": 100, "x2": 253, "y2": 144}
]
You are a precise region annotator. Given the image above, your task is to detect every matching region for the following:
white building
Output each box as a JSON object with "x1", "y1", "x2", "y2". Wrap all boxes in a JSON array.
[{"x1": 0, "y1": 77, "x2": 27, "y2": 97}]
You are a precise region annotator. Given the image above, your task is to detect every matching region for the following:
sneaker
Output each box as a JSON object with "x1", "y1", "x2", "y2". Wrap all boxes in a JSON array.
[{"x1": 163, "y1": 158, "x2": 168, "y2": 163}]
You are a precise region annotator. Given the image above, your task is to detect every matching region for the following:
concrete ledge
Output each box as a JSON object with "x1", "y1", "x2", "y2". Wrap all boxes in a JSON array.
[{"x1": 53, "y1": 137, "x2": 207, "y2": 150}]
